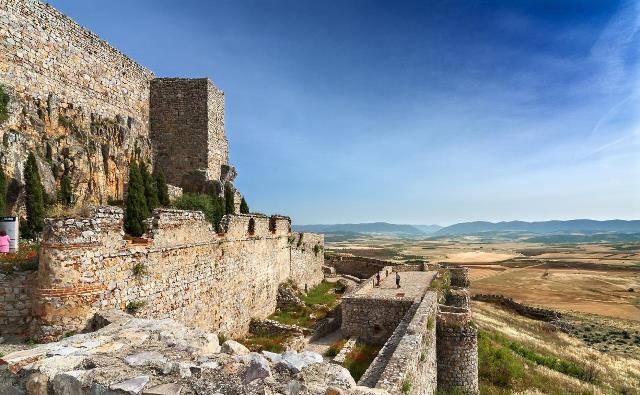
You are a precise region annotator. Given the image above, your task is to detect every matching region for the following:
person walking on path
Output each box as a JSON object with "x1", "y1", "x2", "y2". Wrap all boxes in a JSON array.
[
  {"x1": 395, "y1": 272, "x2": 401, "y2": 288},
  {"x1": 0, "y1": 230, "x2": 11, "y2": 253}
]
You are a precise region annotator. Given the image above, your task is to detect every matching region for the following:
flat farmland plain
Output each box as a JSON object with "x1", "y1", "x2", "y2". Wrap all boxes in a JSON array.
[{"x1": 326, "y1": 237, "x2": 640, "y2": 321}]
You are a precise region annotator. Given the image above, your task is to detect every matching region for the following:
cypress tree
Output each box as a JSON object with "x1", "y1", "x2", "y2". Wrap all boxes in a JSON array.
[
  {"x1": 140, "y1": 163, "x2": 159, "y2": 212},
  {"x1": 212, "y1": 195, "x2": 225, "y2": 233},
  {"x1": 58, "y1": 175, "x2": 73, "y2": 206},
  {"x1": 155, "y1": 168, "x2": 170, "y2": 206},
  {"x1": 124, "y1": 161, "x2": 148, "y2": 237},
  {"x1": 0, "y1": 164, "x2": 6, "y2": 215},
  {"x1": 24, "y1": 153, "x2": 45, "y2": 236},
  {"x1": 224, "y1": 182, "x2": 235, "y2": 215},
  {"x1": 240, "y1": 197, "x2": 249, "y2": 214}
]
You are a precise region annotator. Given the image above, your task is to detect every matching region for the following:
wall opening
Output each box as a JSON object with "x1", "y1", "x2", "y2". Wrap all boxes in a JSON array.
[
  {"x1": 248, "y1": 218, "x2": 256, "y2": 235},
  {"x1": 269, "y1": 216, "x2": 277, "y2": 233}
]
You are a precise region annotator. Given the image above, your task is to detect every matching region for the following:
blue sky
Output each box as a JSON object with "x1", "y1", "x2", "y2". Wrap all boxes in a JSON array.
[{"x1": 49, "y1": 0, "x2": 640, "y2": 225}]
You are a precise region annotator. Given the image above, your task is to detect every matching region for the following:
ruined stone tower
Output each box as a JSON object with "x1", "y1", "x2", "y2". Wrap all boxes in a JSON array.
[
  {"x1": 437, "y1": 266, "x2": 480, "y2": 394},
  {"x1": 150, "y1": 78, "x2": 230, "y2": 190}
]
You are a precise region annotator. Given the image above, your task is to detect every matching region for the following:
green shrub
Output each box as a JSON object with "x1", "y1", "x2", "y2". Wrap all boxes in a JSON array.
[
  {"x1": 125, "y1": 300, "x2": 145, "y2": 314},
  {"x1": 401, "y1": 377, "x2": 412, "y2": 394},
  {"x1": 313, "y1": 243, "x2": 323, "y2": 256},
  {"x1": 57, "y1": 175, "x2": 73, "y2": 206},
  {"x1": 239, "y1": 331, "x2": 288, "y2": 353},
  {"x1": 426, "y1": 316, "x2": 435, "y2": 330},
  {"x1": 325, "y1": 339, "x2": 346, "y2": 357},
  {"x1": 140, "y1": 163, "x2": 159, "y2": 212},
  {"x1": 172, "y1": 193, "x2": 225, "y2": 232},
  {"x1": 224, "y1": 182, "x2": 235, "y2": 214},
  {"x1": 297, "y1": 233, "x2": 304, "y2": 248},
  {"x1": 24, "y1": 153, "x2": 45, "y2": 237},
  {"x1": 0, "y1": 86, "x2": 9, "y2": 124},
  {"x1": 132, "y1": 262, "x2": 147, "y2": 276},
  {"x1": 343, "y1": 343, "x2": 381, "y2": 382},
  {"x1": 124, "y1": 161, "x2": 148, "y2": 237},
  {"x1": 155, "y1": 168, "x2": 170, "y2": 206},
  {"x1": 302, "y1": 281, "x2": 341, "y2": 306},
  {"x1": 478, "y1": 330, "x2": 525, "y2": 388},
  {"x1": 240, "y1": 196, "x2": 249, "y2": 214}
]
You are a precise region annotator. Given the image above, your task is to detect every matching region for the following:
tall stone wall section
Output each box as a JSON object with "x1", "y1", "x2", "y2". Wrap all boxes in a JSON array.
[
  {"x1": 150, "y1": 78, "x2": 229, "y2": 188},
  {"x1": 325, "y1": 256, "x2": 392, "y2": 279},
  {"x1": 340, "y1": 266, "x2": 416, "y2": 345},
  {"x1": 0, "y1": 0, "x2": 154, "y2": 205},
  {"x1": 23, "y1": 207, "x2": 323, "y2": 341},
  {"x1": 359, "y1": 292, "x2": 438, "y2": 394},
  {"x1": 0, "y1": 270, "x2": 36, "y2": 336}
]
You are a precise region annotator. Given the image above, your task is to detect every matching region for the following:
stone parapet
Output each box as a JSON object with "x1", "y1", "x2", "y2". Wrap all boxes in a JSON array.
[
  {"x1": 18, "y1": 207, "x2": 323, "y2": 341},
  {"x1": 370, "y1": 292, "x2": 438, "y2": 394}
]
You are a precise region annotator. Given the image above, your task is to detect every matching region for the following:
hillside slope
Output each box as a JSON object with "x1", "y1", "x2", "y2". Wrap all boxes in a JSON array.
[{"x1": 472, "y1": 301, "x2": 640, "y2": 394}]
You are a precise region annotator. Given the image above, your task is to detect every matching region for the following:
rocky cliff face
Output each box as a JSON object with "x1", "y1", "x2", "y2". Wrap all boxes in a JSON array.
[{"x1": 0, "y1": 86, "x2": 151, "y2": 213}]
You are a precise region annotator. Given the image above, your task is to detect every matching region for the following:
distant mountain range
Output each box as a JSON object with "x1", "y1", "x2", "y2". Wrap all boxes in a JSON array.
[
  {"x1": 293, "y1": 222, "x2": 441, "y2": 235},
  {"x1": 434, "y1": 219, "x2": 640, "y2": 235},
  {"x1": 293, "y1": 220, "x2": 640, "y2": 238}
]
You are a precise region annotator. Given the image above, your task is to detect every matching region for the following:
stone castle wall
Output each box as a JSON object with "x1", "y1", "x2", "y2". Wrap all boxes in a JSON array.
[
  {"x1": 471, "y1": 294, "x2": 561, "y2": 321},
  {"x1": 0, "y1": 0, "x2": 155, "y2": 205},
  {"x1": 325, "y1": 256, "x2": 391, "y2": 279},
  {"x1": 15, "y1": 207, "x2": 323, "y2": 341},
  {"x1": 340, "y1": 266, "x2": 417, "y2": 345},
  {"x1": 149, "y1": 78, "x2": 229, "y2": 187},
  {"x1": 0, "y1": 270, "x2": 36, "y2": 336},
  {"x1": 359, "y1": 292, "x2": 438, "y2": 394}
]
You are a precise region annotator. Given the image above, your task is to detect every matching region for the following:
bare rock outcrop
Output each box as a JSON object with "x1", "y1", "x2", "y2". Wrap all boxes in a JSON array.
[{"x1": 0, "y1": 313, "x2": 391, "y2": 395}]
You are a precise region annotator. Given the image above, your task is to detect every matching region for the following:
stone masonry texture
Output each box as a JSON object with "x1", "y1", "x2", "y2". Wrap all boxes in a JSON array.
[
  {"x1": 0, "y1": 0, "x2": 236, "y2": 209},
  {"x1": 436, "y1": 305, "x2": 479, "y2": 394},
  {"x1": 2, "y1": 207, "x2": 324, "y2": 341},
  {"x1": 149, "y1": 78, "x2": 229, "y2": 188},
  {"x1": 0, "y1": 0, "x2": 154, "y2": 207}
]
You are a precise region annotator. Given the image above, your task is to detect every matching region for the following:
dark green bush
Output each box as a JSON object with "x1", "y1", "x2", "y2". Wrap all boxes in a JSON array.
[
  {"x1": 0, "y1": 86, "x2": 9, "y2": 124},
  {"x1": 140, "y1": 163, "x2": 159, "y2": 212},
  {"x1": 155, "y1": 168, "x2": 170, "y2": 206},
  {"x1": 172, "y1": 193, "x2": 225, "y2": 232},
  {"x1": 124, "y1": 161, "x2": 148, "y2": 237},
  {"x1": 240, "y1": 196, "x2": 249, "y2": 214},
  {"x1": 224, "y1": 182, "x2": 235, "y2": 214},
  {"x1": 24, "y1": 153, "x2": 45, "y2": 237},
  {"x1": 57, "y1": 175, "x2": 73, "y2": 206}
]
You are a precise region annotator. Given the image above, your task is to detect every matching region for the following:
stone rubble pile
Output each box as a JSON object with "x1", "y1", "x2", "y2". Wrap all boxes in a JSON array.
[{"x1": 0, "y1": 312, "x2": 390, "y2": 395}]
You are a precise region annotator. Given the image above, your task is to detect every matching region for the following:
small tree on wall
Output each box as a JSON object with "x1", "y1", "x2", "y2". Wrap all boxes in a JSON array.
[
  {"x1": 240, "y1": 197, "x2": 249, "y2": 214},
  {"x1": 24, "y1": 153, "x2": 45, "y2": 237},
  {"x1": 140, "y1": 163, "x2": 159, "y2": 212},
  {"x1": 155, "y1": 168, "x2": 170, "y2": 206},
  {"x1": 224, "y1": 182, "x2": 235, "y2": 215},
  {"x1": 124, "y1": 161, "x2": 148, "y2": 237},
  {"x1": 0, "y1": 164, "x2": 6, "y2": 215},
  {"x1": 57, "y1": 175, "x2": 73, "y2": 206}
]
